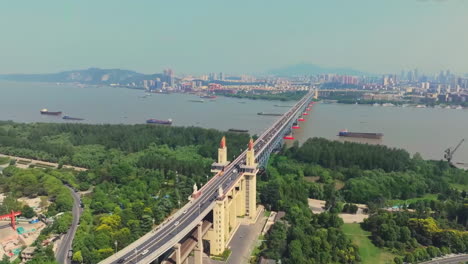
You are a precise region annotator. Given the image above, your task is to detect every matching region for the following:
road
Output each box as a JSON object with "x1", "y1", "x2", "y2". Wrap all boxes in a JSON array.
[
  {"x1": 56, "y1": 186, "x2": 82, "y2": 264},
  {"x1": 420, "y1": 254, "x2": 468, "y2": 264},
  {"x1": 227, "y1": 212, "x2": 267, "y2": 264},
  {"x1": 100, "y1": 91, "x2": 315, "y2": 264}
]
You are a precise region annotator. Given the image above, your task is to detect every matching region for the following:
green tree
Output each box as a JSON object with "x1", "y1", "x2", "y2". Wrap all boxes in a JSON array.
[{"x1": 72, "y1": 251, "x2": 83, "y2": 263}]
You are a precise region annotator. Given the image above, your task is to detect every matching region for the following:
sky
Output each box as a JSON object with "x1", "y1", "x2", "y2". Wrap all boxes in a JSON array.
[{"x1": 0, "y1": 0, "x2": 467, "y2": 75}]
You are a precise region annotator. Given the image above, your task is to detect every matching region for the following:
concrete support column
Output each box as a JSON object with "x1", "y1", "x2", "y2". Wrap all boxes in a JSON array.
[
  {"x1": 194, "y1": 222, "x2": 203, "y2": 264},
  {"x1": 245, "y1": 174, "x2": 257, "y2": 221},
  {"x1": 174, "y1": 243, "x2": 181, "y2": 264}
]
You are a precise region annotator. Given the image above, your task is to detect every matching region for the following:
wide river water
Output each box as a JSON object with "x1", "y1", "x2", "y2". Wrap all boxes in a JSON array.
[{"x1": 1, "y1": 81, "x2": 467, "y2": 164}]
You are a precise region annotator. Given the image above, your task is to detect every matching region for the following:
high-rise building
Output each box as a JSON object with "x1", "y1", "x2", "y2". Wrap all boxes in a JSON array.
[{"x1": 163, "y1": 68, "x2": 174, "y2": 87}]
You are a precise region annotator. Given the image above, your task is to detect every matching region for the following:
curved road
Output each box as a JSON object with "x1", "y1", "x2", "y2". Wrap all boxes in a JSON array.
[
  {"x1": 100, "y1": 91, "x2": 315, "y2": 264},
  {"x1": 56, "y1": 186, "x2": 82, "y2": 264}
]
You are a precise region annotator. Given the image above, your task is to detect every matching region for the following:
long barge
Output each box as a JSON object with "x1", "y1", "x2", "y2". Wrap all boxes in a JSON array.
[
  {"x1": 257, "y1": 112, "x2": 282, "y2": 116},
  {"x1": 147, "y1": 119, "x2": 172, "y2": 125},
  {"x1": 338, "y1": 129, "x2": 383, "y2": 139},
  {"x1": 228, "y1": 128, "x2": 249, "y2": 133},
  {"x1": 63, "y1": 116, "x2": 84, "y2": 121},
  {"x1": 40, "y1": 109, "x2": 62, "y2": 115}
]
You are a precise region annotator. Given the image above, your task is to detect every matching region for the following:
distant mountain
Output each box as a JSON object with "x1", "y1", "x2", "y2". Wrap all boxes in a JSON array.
[
  {"x1": 0, "y1": 68, "x2": 164, "y2": 84},
  {"x1": 268, "y1": 63, "x2": 370, "y2": 76}
]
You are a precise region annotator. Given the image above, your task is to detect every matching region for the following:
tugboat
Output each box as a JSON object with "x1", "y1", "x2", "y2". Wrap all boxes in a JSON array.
[
  {"x1": 146, "y1": 119, "x2": 173, "y2": 125},
  {"x1": 40, "y1": 109, "x2": 62, "y2": 115}
]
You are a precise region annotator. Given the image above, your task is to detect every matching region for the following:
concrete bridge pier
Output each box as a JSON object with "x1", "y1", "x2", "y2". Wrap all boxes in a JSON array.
[
  {"x1": 193, "y1": 222, "x2": 203, "y2": 264},
  {"x1": 174, "y1": 243, "x2": 182, "y2": 264}
]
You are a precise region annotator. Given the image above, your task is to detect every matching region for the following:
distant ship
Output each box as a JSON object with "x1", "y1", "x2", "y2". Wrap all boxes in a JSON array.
[
  {"x1": 146, "y1": 119, "x2": 173, "y2": 125},
  {"x1": 189, "y1": 99, "x2": 205, "y2": 103},
  {"x1": 63, "y1": 116, "x2": 84, "y2": 121},
  {"x1": 338, "y1": 129, "x2": 383, "y2": 139},
  {"x1": 200, "y1": 95, "x2": 217, "y2": 99},
  {"x1": 40, "y1": 109, "x2": 62, "y2": 115},
  {"x1": 228, "y1": 128, "x2": 248, "y2": 133},
  {"x1": 257, "y1": 112, "x2": 282, "y2": 116}
]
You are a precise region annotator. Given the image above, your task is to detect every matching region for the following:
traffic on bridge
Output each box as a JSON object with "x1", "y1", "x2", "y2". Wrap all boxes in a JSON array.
[{"x1": 100, "y1": 90, "x2": 316, "y2": 264}]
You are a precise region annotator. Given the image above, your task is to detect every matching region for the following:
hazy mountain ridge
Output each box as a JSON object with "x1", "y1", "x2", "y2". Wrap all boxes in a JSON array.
[
  {"x1": 0, "y1": 68, "x2": 164, "y2": 84},
  {"x1": 268, "y1": 63, "x2": 370, "y2": 76}
]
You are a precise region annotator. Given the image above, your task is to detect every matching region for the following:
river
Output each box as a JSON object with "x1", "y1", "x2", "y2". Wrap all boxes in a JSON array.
[
  {"x1": 1, "y1": 81, "x2": 467, "y2": 164},
  {"x1": 293, "y1": 102, "x2": 468, "y2": 165}
]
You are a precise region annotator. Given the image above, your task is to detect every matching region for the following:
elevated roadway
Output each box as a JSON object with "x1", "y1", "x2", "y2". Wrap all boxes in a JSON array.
[{"x1": 100, "y1": 90, "x2": 315, "y2": 264}]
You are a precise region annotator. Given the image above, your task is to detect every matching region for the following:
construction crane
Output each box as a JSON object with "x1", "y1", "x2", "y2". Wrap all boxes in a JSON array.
[
  {"x1": 444, "y1": 139, "x2": 465, "y2": 164},
  {"x1": 0, "y1": 210, "x2": 22, "y2": 230}
]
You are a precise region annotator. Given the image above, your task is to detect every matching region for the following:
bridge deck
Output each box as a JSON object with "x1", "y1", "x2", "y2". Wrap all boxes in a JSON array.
[{"x1": 99, "y1": 90, "x2": 315, "y2": 264}]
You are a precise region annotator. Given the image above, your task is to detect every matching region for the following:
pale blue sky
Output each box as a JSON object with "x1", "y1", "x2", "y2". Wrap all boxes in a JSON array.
[{"x1": 1, "y1": 0, "x2": 467, "y2": 75}]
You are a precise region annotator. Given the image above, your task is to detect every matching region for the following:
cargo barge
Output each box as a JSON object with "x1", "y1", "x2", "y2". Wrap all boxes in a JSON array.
[
  {"x1": 63, "y1": 116, "x2": 84, "y2": 121},
  {"x1": 40, "y1": 109, "x2": 62, "y2": 115},
  {"x1": 257, "y1": 112, "x2": 282, "y2": 116},
  {"x1": 338, "y1": 129, "x2": 383, "y2": 139},
  {"x1": 147, "y1": 119, "x2": 173, "y2": 125},
  {"x1": 200, "y1": 95, "x2": 217, "y2": 99},
  {"x1": 228, "y1": 128, "x2": 248, "y2": 133}
]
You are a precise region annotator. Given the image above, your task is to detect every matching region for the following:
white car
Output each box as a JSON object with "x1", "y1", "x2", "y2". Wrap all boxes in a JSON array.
[
  {"x1": 174, "y1": 221, "x2": 180, "y2": 226},
  {"x1": 141, "y1": 249, "x2": 149, "y2": 255}
]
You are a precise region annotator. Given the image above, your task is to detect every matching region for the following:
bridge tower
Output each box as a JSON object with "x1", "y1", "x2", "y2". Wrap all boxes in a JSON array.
[
  {"x1": 314, "y1": 88, "x2": 319, "y2": 99},
  {"x1": 211, "y1": 136, "x2": 229, "y2": 173},
  {"x1": 241, "y1": 138, "x2": 258, "y2": 221}
]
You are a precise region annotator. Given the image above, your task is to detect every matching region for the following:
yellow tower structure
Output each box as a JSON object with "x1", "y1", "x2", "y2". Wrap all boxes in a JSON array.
[
  {"x1": 314, "y1": 88, "x2": 319, "y2": 99},
  {"x1": 218, "y1": 136, "x2": 227, "y2": 164},
  {"x1": 242, "y1": 138, "x2": 258, "y2": 221},
  {"x1": 211, "y1": 136, "x2": 229, "y2": 173}
]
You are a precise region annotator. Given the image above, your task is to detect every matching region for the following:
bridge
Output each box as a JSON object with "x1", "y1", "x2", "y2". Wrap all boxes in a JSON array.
[{"x1": 100, "y1": 90, "x2": 317, "y2": 264}]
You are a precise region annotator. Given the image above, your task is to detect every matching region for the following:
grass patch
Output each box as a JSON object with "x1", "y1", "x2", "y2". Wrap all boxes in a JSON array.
[
  {"x1": 0, "y1": 156, "x2": 10, "y2": 165},
  {"x1": 387, "y1": 194, "x2": 438, "y2": 207},
  {"x1": 211, "y1": 249, "x2": 232, "y2": 261},
  {"x1": 264, "y1": 210, "x2": 271, "y2": 217},
  {"x1": 342, "y1": 223, "x2": 395, "y2": 264}
]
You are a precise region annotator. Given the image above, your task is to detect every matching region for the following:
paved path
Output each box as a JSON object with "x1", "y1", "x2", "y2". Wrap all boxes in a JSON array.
[
  {"x1": 0, "y1": 153, "x2": 87, "y2": 171},
  {"x1": 227, "y1": 213, "x2": 268, "y2": 264},
  {"x1": 55, "y1": 186, "x2": 82, "y2": 264},
  {"x1": 420, "y1": 254, "x2": 468, "y2": 264}
]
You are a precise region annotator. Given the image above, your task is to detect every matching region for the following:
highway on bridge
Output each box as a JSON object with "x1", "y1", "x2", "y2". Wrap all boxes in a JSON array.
[{"x1": 100, "y1": 91, "x2": 315, "y2": 264}]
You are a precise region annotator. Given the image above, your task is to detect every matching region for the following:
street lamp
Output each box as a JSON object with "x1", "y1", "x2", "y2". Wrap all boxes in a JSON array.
[{"x1": 114, "y1": 241, "x2": 118, "y2": 253}]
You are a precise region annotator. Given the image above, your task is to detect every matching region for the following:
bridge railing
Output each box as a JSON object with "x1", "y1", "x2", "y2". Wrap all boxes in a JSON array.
[{"x1": 99, "y1": 90, "x2": 315, "y2": 264}]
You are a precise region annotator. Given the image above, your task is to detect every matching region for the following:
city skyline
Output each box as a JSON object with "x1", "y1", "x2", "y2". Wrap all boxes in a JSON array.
[{"x1": 1, "y1": 0, "x2": 467, "y2": 75}]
